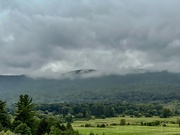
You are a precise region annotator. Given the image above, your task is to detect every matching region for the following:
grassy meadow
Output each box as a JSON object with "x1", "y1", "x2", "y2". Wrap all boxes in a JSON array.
[{"x1": 73, "y1": 117, "x2": 180, "y2": 135}]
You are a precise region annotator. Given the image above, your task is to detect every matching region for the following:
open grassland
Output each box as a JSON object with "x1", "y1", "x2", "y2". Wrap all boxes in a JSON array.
[
  {"x1": 74, "y1": 126, "x2": 180, "y2": 135},
  {"x1": 73, "y1": 117, "x2": 180, "y2": 135}
]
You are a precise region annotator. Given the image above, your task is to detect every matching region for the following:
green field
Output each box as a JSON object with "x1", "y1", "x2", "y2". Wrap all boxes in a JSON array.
[{"x1": 73, "y1": 117, "x2": 180, "y2": 135}]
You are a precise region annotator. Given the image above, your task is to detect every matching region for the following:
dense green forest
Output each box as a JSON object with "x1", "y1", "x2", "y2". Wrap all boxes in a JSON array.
[
  {"x1": 0, "y1": 95, "x2": 80, "y2": 135},
  {"x1": 35, "y1": 102, "x2": 175, "y2": 119},
  {"x1": 1, "y1": 71, "x2": 180, "y2": 104},
  {"x1": 1, "y1": 94, "x2": 180, "y2": 135}
]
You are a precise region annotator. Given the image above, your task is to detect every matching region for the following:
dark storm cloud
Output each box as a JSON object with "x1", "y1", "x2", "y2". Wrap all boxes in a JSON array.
[{"x1": 0, "y1": 0, "x2": 180, "y2": 77}]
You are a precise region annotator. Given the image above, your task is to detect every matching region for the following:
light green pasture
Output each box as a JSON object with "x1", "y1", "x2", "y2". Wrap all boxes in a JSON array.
[{"x1": 73, "y1": 117, "x2": 180, "y2": 135}]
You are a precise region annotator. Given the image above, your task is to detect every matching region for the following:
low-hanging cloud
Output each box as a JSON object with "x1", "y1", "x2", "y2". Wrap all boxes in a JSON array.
[{"x1": 0, "y1": 0, "x2": 180, "y2": 77}]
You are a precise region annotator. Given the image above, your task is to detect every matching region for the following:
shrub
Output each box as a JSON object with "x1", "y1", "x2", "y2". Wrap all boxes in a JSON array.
[
  {"x1": 91, "y1": 116, "x2": 95, "y2": 120},
  {"x1": 97, "y1": 124, "x2": 105, "y2": 128},
  {"x1": 89, "y1": 132, "x2": 94, "y2": 135},
  {"x1": 110, "y1": 123, "x2": 117, "y2": 126},
  {"x1": 153, "y1": 120, "x2": 160, "y2": 126},
  {"x1": 101, "y1": 115, "x2": 106, "y2": 119},
  {"x1": 147, "y1": 122, "x2": 152, "y2": 126},
  {"x1": 120, "y1": 119, "x2": 126, "y2": 125},
  {"x1": 75, "y1": 113, "x2": 84, "y2": 118},
  {"x1": 85, "y1": 124, "x2": 92, "y2": 127},
  {"x1": 144, "y1": 121, "x2": 160, "y2": 126}
]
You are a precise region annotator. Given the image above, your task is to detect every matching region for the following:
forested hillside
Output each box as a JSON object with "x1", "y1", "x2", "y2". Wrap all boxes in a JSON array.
[{"x1": 1, "y1": 70, "x2": 180, "y2": 104}]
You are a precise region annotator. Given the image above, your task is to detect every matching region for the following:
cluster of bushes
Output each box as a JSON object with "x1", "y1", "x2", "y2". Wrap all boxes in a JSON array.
[
  {"x1": 83, "y1": 119, "x2": 171, "y2": 128},
  {"x1": 89, "y1": 132, "x2": 105, "y2": 135},
  {"x1": 83, "y1": 123, "x2": 106, "y2": 128},
  {"x1": 141, "y1": 121, "x2": 161, "y2": 126},
  {"x1": 85, "y1": 124, "x2": 92, "y2": 127},
  {"x1": 97, "y1": 124, "x2": 106, "y2": 128},
  {"x1": 109, "y1": 119, "x2": 168, "y2": 127}
]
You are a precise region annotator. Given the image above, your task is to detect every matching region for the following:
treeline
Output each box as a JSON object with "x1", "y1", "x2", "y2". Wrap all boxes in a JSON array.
[
  {"x1": 35, "y1": 102, "x2": 174, "y2": 119},
  {"x1": 0, "y1": 95, "x2": 80, "y2": 135}
]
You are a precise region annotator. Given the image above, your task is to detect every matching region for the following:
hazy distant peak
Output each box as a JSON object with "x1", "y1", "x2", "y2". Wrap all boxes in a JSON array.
[
  {"x1": 60, "y1": 69, "x2": 97, "y2": 79},
  {"x1": 0, "y1": 74, "x2": 26, "y2": 77},
  {"x1": 66, "y1": 69, "x2": 96, "y2": 74}
]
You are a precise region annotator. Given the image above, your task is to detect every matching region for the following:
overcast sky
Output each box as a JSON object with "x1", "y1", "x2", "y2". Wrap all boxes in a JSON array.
[{"x1": 0, "y1": 0, "x2": 180, "y2": 77}]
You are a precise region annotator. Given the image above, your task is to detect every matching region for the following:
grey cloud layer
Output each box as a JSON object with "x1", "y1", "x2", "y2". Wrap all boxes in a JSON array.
[{"x1": 0, "y1": 0, "x2": 180, "y2": 76}]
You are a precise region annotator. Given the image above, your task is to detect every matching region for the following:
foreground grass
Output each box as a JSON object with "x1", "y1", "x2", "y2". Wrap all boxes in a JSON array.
[{"x1": 73, "y1": 117, "x2": 180, "y2": 135}]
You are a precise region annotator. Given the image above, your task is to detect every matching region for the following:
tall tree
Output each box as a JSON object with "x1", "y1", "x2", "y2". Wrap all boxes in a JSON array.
[
  {"x1": 0, "y1": 100, "x2": 10, "y2": 130},
  {"x1": 13, "y1": 94, "x2": 35, "y2": 134}
]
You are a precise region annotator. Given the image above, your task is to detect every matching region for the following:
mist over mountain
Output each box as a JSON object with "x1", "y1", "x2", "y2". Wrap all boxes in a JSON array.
[
  {"x1": 1, "y1": 69, "x2": 180, "y2": 105},
  {"x1": 1, "y1": 1, "x2": 180, "y2": 107}
]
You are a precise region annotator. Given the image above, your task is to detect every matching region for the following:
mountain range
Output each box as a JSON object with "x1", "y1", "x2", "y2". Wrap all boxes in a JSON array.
[{"x1": 1, "y1": 69, "x2": 180, "y2": 104}]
